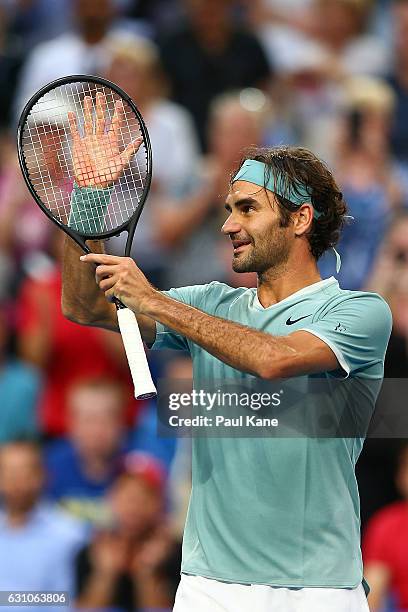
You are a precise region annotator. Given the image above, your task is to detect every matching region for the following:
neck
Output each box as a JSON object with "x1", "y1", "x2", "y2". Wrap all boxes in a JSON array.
[{"x1": 256, "y1": 255, "x2": 321, "y2": 308}]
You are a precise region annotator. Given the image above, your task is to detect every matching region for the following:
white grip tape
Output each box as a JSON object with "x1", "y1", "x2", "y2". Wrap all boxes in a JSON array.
[{"x1": 117, "y1": 307, "x2": 157, "y2": 400}]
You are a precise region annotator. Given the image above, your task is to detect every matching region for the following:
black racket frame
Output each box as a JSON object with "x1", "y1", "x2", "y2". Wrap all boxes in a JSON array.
[{"x1": 17, "y1": 74, "x2": 153, "y2": 258}]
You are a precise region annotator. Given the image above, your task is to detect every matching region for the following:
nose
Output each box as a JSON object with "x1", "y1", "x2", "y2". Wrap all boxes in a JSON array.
[{"x1": 221, "y1": 215, "x2": 241, "y2": 236}]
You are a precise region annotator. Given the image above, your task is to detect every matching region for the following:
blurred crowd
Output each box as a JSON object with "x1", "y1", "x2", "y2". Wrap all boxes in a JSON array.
[{"x1": 1, "y1": 0, "x2": 408, "y2": 610}]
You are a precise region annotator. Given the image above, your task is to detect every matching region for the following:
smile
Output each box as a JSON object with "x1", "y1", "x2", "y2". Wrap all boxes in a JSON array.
[{"x1": 232, "y1": 240, "x2": 251, "y2": 254}]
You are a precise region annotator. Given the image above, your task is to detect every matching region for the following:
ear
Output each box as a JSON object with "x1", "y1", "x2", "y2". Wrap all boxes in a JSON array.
[{"x1": 294, "y1": 204, "x2": 314, "y2": 237}]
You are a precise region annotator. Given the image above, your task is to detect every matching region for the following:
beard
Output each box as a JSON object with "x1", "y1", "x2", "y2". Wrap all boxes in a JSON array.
[{"x1": 231, "y1": 224, "x2": 292, "y2": 274}]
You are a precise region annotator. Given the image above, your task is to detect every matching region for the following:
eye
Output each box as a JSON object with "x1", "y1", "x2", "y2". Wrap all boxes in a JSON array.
[{"x1": 242, "y1": 205, "x2": 255, "y2": 214}]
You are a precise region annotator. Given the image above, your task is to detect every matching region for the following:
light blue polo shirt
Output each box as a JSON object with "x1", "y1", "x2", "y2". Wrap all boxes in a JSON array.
[{"x1": 152, "y1": 277, "x2": 392, "y2": 587}]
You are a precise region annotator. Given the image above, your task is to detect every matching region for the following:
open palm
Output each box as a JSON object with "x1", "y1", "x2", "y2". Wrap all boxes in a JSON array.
[{"x1": 68, "y1": 92, "x2": 142, "y2": 189}]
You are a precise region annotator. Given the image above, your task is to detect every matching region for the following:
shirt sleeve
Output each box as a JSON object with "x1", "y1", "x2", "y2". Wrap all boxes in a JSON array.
[
  {"x1": 68, "y1": 183, "x2": 113, "y2": 234},
  {"x1": 150, "y1": 284, "x2": 211, "y2": 352},
  {"x1": 299, "y1": 293, "x2": 392, "y2": 378}
]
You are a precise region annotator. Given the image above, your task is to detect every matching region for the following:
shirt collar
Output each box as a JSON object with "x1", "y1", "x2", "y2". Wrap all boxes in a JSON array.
[{"x1": 253, "y1": 277, "x2": 338, "y2": 311}]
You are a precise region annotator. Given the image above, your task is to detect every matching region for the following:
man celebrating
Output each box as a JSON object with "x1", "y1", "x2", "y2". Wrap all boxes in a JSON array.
[{"x1": 63, "y1": 100, "x2": 391, "y2": 611}]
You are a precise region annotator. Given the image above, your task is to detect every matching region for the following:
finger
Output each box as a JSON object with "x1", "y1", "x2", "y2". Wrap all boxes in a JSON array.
[
  {"x1": 80, "y1": 253, "x2": 125, "y2": 265},
  {"x1": 95, "y1": 92, "x2": 106, "y2": 136},
  {"x1": 99, "y1": 275, "x2": 118, "y2": 292},
  {"x1": 110, "y1": 100, "x2": 124, "y2": 139},
  {"x1": 83, "y1": 96, "x2": 93, "y2": 136},
  {"x1": 95, "y1": 264, "x2": 118, "y2": 282},
  {"x1": 120, "y1": 137, "x2": 143, "y2": 166},
  {"x1": 67, "y1": 112, "x2": 80, "y2": 140}
]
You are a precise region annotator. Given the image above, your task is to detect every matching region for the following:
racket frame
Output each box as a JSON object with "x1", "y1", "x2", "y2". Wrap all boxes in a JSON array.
[{"x1": 17, "y1": 74, "x2": 153, "y2": 258}]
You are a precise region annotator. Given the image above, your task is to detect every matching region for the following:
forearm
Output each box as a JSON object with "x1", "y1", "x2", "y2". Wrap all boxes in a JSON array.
[
  {"x1": 61, "y1": 236, "x2": 118, "y2": 330},
  {"x1": 75, "y1": 571, "x2": 117, "y2": 609},
  {"x1": 62, "y1": 237, "x2": 157, "y2": 344},
  {"x1": 146, "y1": 293, "x2": 297, "y2": 379}
]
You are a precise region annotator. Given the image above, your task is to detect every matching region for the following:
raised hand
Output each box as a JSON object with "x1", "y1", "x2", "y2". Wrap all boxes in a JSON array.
[
  {"x1": 90, "y1": 532, "x2": 129, "y2": 576},
  {"x1": 68, "y1": 92, "x2": 142, "y2": 189}
]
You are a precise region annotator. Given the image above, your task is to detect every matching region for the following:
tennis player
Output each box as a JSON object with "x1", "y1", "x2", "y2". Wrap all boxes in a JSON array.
[{"x1": 62, "y1": 126, "x2": 392, "y2": 610}]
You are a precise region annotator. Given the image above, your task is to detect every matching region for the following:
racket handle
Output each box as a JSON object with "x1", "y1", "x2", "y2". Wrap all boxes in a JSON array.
[{"x1": 116, "y1": 307, "x2": 157, "y2": 400}]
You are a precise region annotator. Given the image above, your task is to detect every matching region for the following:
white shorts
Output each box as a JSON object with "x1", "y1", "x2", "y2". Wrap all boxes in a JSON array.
[{"x1": 173, "y1": 574, "x2": 370, "y2": 612}]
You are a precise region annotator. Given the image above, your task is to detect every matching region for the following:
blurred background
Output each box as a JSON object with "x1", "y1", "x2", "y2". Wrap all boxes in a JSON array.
[{"x1": 1, "y1": 0, "x2": 408, "y2": 610}]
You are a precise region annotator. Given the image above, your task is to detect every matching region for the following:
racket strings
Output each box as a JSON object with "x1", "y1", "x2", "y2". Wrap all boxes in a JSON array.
[{"x1": 21, "y1": 81, "x2": 149, "y2": 235}]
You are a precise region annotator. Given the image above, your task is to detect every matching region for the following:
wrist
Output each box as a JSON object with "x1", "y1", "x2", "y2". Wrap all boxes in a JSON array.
[{"x1": 140, "y1": 289, "x2": 167, "y2": 318}]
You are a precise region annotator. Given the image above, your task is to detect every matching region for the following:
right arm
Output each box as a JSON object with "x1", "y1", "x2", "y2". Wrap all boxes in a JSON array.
[
  {"x1": 61, "y1": 236, "x2": 156, "y2": 344},
  {"x1": 61, "y1": 92, "x2": 156, "y2": 344},
  {"x1": 74, "y1": 536, "x2": 125, "y2": 609}
]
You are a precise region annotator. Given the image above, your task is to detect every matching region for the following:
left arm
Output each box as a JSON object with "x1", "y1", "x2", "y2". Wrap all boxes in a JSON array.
[
  {"x1": 80, "y1": 254, "x2": 339, "y2": 379},
  {"x1": 145, "y1": 293, "x2": 337, "y2": 379}
]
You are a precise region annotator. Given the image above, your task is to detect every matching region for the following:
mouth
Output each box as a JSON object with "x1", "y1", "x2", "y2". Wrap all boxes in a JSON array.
[{"x1": 232, "y1": 239, "x2": 251, "y2": 255}]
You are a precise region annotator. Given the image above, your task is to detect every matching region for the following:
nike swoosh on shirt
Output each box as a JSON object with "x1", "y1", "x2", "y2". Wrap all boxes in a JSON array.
[{"x1": 286, "y1": 314, "x2": 313, "y2": 326}]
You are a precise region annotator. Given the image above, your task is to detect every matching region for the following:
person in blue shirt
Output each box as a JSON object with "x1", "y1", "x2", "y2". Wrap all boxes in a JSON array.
[
  {"x1": 45, "y1": 377, "x2": 130, "y2": 525},
  {"x1": 0, "y1": 440, "x2": 86, "y2": 611},
  {"x1": 0, "y1": 309, "x2": 41, "y2": 443},
  {"x1": 62, "y1": 97, "x2": 392, "y2": 612}
]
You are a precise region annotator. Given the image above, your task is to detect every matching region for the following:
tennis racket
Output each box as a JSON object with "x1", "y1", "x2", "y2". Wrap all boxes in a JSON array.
[{"x1": 17, "y1": 74, "x2": 156, "y2": 400}]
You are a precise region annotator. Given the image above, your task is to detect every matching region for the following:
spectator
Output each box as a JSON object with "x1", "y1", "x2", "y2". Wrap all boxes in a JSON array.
[
  {"x1": 75, "y1": 450, "x2": 181, "y2": 611},
  {"x1": 0, "y1": 132, "x2": 57, "y2": 281},
  {"x1": 389, "y1": 0, "x2": 408, "y2": 162},
  {"x1": 7, "y1": 0, "x2": 150, "y2": 48},
  {"x1": 45, "y1": 378, "x2": 130, "y2": 524},
  {"x1": 16, "y1": 231, "x2": 136, "y2": 436},
  {"x1": 105, "y1": 36, "x2": 200, "y2": 285},
  {"x1": 319, "y1": 76, "x2": 402, "y2": 289},
  {"x1": 309, "y1": 0, "x2": 389, "y2": 76},
  {"x1": 251, "y1": 0, "x2": 389, "y2": 77},
  {"x1": 106, "y1": 37, "x2": 199, "y2": 194},
  {"x1": 159, "y1": 0, "x2": 271, "y2": 149},
  {"x1": 0, "y1": 308, "x2": 41, "y2": 444},
  {"x1": 157, "y1": 91, "x2": 268, "y2": 288},
  {"x1": 366, "y1": 211, "x2": 408, "y2": 376},
  {"x1": 356, "y1": 215, "x2": 408, "y2": 540},
  {"x1": 271, "y1": 38, "x2": 342, "y2": 161},
  {"x1": 13, "y1": 0, "x2": 136, "y2": 118},
  {"x1": 363, "y1": 442, "x2": 408, "y2": 611},
  {"x1": 0, "y1": 441, "x2": 85, "y2": 604}
]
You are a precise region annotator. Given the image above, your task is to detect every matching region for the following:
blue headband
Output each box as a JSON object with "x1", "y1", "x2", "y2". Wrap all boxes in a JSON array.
[
  {"x1": 232, "y1": 159, "x2": 323, "y2": 219},
  {"x1": 232, "y1": 158, "x2": 342, "y2": 271}
]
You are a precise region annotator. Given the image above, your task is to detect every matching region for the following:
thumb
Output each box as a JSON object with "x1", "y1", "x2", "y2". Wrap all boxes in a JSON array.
[{"x1": 120, "y1": 137, "x2": 143, "y2": 166}]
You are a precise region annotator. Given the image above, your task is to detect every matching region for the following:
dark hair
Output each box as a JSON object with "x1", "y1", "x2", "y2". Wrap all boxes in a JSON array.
[{"x1": 231, "y1": 146, "x2": 348, "y2": 260}]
